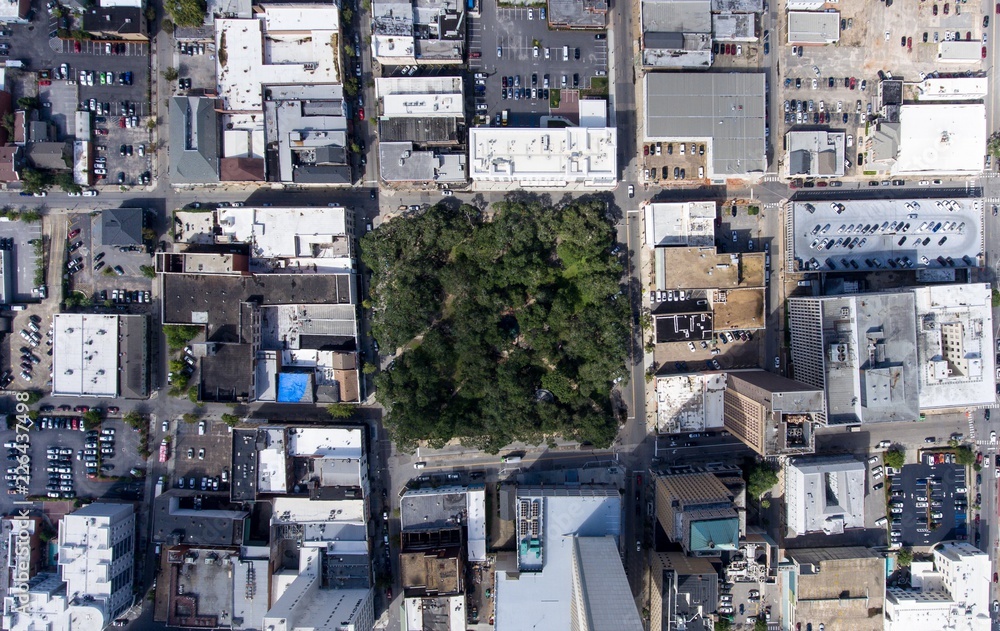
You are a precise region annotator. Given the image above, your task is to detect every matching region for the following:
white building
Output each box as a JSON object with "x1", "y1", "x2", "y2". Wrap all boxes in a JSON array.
[
  {"x1": 51, "y1": 314, "x2": 119, "y2": 398},
  {"x1": 643, "y1": 201, "x2": 716, "y2": 247},
  {"x1": 785, "y1": 130, "x2": 846, "y2": 178},
  {"x1": 787, "y1": 11, "x2": 840, "y2": 44},
  {"x1": 885, "y1": 542, "x2": 991, "y2": 631},
  {"x1": 400, "y1": 485, "x2": 487, "y2": 562},
  {"x1": 215, "y1": 5, "x2": 340, "y2": 113},
  {"x1": 494, "y1": 487, "x2": 642, "y2": 631},
  {"x1": 215, "y1": 206, "x2": 355, "y2": 273},
  {"x1": 784, "y1": 456, "x2": 865, "y2": 537},
  {"x1": 468, "y1": 125, "x2": 617, "y2": 189},
  {"x1": 868, "y1": 104, "x2": 987, "y2": 176},
  {"x1": 1, "y1": 503, "x2": 136, "y2": 631},
  {"x1": 257, "y1": 426, "x2": 369, "y2": 498}
]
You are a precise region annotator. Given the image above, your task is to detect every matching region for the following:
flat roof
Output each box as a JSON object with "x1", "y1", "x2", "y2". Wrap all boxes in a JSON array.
[
  {"x1": 379, "y1": 141, "x2": 467, "y2": 182},
  {"x1": 641, "y1": 0, "x2": 711, "y2": 34},
  {"x1": 52, "y1": 314, "x2": 119, "y2": 398},
  {"x1": 382, "y1": 93, "x2": 463, "y2": 117},
  {"x1": 468, "y1": 127, "x2": 617, "y2": 187},
  {"x1": 495, "y1": 488, "x2": 626, "y2": 631},
  {"x1": 913, "y1": 283, "x2": 996, "y2": 409},
  {"x1": 655, "y1": 373, "x2": 727, "y2": 434},
  {"x1": 548, "y1": 0, "x2": 607, "y2": 28},
  {"x1": 216, "y1": 206, "x2": 353, "y2": 272},
  {"x1": 913, "y1": 77, "x2": 988, "y2": 101},
  {"x1": 375, "y1": 76, "x2": 464, "y2": 97},
  {"x1": 785, "y1": 455, "x2": 865, "y2": 536},
  {"x1": 787, "y1": 11, "x2": 840, "y2": 44},
  {"x1": 215, "y1": 7, "x2": 340, "y2": 113},
  {"x1": 892, "y1": 104, "x2": 987, "y2": 175},
  {"x1": 786, "y1": 130, "x2": 846, "y2": 177},
  {"x1": 659, "y1": 247, "x2": 766, "y2": 289},
  {"x1": 643, "y1": 201, "x2": 716, "y2": 247},
  {"x1": 788, "y1": 198, "x2": 983, "y2": 273},
  {"x1": 643, "y1": 73, "x2": 766, "y2": 177}
]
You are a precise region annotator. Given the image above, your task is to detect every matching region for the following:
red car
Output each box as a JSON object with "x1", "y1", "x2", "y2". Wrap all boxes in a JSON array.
[
  {"x1": 996, "y1": 2, "x2": 999, "y2": 13},
  {"x1": 68, "y1": 228, "x2": 80, "y2": 239},
  {"x1": 849, "y1": 77, "x2": 856, "y2": 90},
  {"x1": 74, "y1": 405, "x2": 89, "y2": 413},
  {"x1": 907, "y1": 37, "x2": 912, "y2": 51},
  {"x1": 73, "y1": 41, "x2": 81, "y2": 52},
  {"x1": 38, "y1": 80, "x2": 50, "y2": 86},
  {"x1": 107, "y1": 406, "x2": 119, "y2": 415},
  {"x1": 994, "y1": 572, "x2": 998, "y2": 583},
  {"x1": 643, "y1": 145, "x2": 649, "y2": 156},
  {"x1": 470, "y1": 51, "x2": 481, "y2": 58},
  {"x1": 70, "y1": 418, "x2": 78, "y2": 430},
  {"x1": 358, "y1": 108, "x2": 365, "y2": 121},
  {"x1": 985, "y1": 46, "x2": 989, "y2": 58}
]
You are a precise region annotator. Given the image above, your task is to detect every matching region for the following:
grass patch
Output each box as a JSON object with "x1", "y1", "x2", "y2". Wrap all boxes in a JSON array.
[
  {"x1": 582, "y1": 76, "x2": 609, "y2": 97},
  {"x1": 549, "y1": 88, "x2": 560, "y2": 108}
]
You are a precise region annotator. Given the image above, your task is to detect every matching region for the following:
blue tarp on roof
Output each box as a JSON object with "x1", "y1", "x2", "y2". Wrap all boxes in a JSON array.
[{"x1": 277, "y1": 373, "x2": 310, "y2": 403}]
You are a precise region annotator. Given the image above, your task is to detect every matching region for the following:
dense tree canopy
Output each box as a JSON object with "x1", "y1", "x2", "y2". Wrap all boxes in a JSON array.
[{"x1": 363, "y1": 199, "x2": 630, "y2": 452}]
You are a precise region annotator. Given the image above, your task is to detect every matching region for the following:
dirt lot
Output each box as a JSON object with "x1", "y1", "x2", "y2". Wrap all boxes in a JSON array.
[{"x1": 713, "y1": 288, "x2": 765, "y2": 330}]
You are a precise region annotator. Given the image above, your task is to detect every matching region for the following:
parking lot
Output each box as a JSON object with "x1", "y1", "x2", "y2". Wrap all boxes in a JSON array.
[
  {"x1": 0, "y1": 12, "x2": 151, "y2": 188},
  {"x1": 641, "y1": 141, "x2": 710, "y2": 186},
  {"x1": 888, "y1": 460, "x2": 968, "y2": 548},
  {"x1": 776, "y1": 0, "x2": 988, "y2": 174},
  {"x1": 0, "y1": 415, "x2": 145, "y2": 505},
  {"x1": 468, "y1": 3, "x2": 607, "y2": 126},
  {"x1": 64, "y1": 212, "x2": 154, "y2": 303},
  {"x1": 0, "y1": 219, "x2": 43, "y2": 301},
  {"x1": 169, "y1": 418, "x2": 232, "y2": 494}
]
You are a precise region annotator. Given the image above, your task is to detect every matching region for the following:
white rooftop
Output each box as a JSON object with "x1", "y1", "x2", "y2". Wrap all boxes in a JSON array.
[
  {"x1": 468, "y1": 127, "x2": 617, "y2": 188},
  {"x1": 216, "y1": 5, "x2": 341, "y2": 113},
  {"x1": 382, "y1": 93, "x2": 464, "y2": 117},
  {"x1": 289, "y1": 426, "x2": 363, "y2": 460},
  {"x1": 787, "y1": 11, "x2": 840, "y2": 44},
  {"x1": 258, "y1": 427, "x2": 288, "y2": 494},
  {"x1": 216, "y1": 206, "x2": 352, "y2": 272},
  {"x1": 893, "y1": 104, "x2": 986, "y2": 175},
  {"x1": 913, "y1": 284, "x2": 996, "y2": 409},
  {"x1": 915, "y1": 77, "x2": 988, "y2": 101},
  {"x1": 495, "y1": 488, "x2": 625, "y2": 630},
  {"x1": 272, "y1": 496, "x2": 366, "y2": 524},
  {"x1": 643, "y1": 201, "x2": 717, "y2": 247},
  {"x1": 52, "y1": 314, "x2": 119, "y2": 398},
  {"x1": 785, "y1": 456, "x2": 865, "y2": 536},
  {"x1": 376, "y1": 76, "x2": 464, "y2": 96},
  {"x1": 655, "y1": 373, "x2": 727, "y2": 434}
]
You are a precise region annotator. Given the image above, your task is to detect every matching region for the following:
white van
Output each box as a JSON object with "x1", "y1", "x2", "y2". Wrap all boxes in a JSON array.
[
  {"x1": 875, "y1": 517, "x2": 887, "y2": 527},
  {"x1": 562, "y1": 45, "x2": 569, "y2": 61}
]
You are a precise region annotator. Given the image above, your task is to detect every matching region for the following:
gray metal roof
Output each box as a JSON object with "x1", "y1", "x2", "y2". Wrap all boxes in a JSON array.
[
  {"x1": 168, "y1": 97, "x2": 220, "y2": 184},
  {"x1": 644, "y1": 73, "x2": 766, "y2": 177},
  {"x1": 642, "y1": 0, "x2": 711, "y2": 33},
  {"x1": 99, "y1": 207, "x2": 143, "y2": 246}
]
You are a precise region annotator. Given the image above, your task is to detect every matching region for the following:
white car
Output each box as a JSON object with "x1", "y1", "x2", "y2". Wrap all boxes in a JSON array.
[
  {"x1": 628, "y1": 185, "x2": 634, "y2": 198},
  {"x1": 991, "y1": 431, "x2": 996, "y2": 443},
  {"x1": 527, "y1": 8, "x2": 533, "y2": 19},
  {"x1": 774, "y1": 356, "x2": 780, "y2": 369}
]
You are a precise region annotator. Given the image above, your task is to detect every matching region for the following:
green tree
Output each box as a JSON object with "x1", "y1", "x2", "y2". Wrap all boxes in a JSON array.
[
  {"x1": 162, "y1": 66, "x2": 179, "y2": 82},
  {"x1": 955, "y1": 446, "x2": 976, "y2": 466},
  {"x1": 24, "y1": 391, "x2": 42, "y2": 405},
  {"x1": 897, "y1": 547, "x2": 913, "y2": 566},
  {"x1": 993, "y1": 288, "x2": 1000, "y2": 308},
  {"x1": 884, "y1": 447, "x2": 905, "y2": 470},
  {"x1": 122, "y1": 411, "x2": 142, "y2": 429},
  {"x1": 16, "y1": 96, "x2": 39, "y2": 111},
  {"x1": 54, "y1": 172, "x2": 81, "y2": 194},
  {"x1": 140, "y1": 265, "x2": 156, "y2": 279},
  {"x1": 163, "y1": 324, "x2": 201, "y2": 351},
  {"x1": 326, "y1": 404, "x2": 357, "y2": 419},
  {"x1": 747, "y1": 462, "x2": 779, "y2": 499},
  {"x1": 182, "y1": 413, "x2": 199, "y2": 424},
  {"x1": 753, "y1": 620, "x2": 767, "y2": 631},
  {"x1": 341, "y1": 7, "x2": 353, "y2": 22},
  {"x1": 221, "y1": 413, "x2": 239, "y2": 427},
  {"x1": 164, "y1": 0, "x2": 206, "y2": 27},
  {"x1": 161, "y1": 18, "x2": 174, "y2": 34},
  {"x1": 81, "y1": 410, "x2": 102, "y2": 430},
  {"x1": 19, "y1": 168, "x2": 51, "y2": 195},
  {"x1": 989, "y1": 132, "x2": 1000, "y2": 159},
  {"x1": 343, "y1": 77, "x2": 359, "y2": 97},
  {"x1": 714, "y1": 620, "x2": 732, "y2": 631}
]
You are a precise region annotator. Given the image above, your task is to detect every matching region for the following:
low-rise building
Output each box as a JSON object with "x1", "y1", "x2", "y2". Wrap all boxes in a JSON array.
[
  {"x1": 784, "y1": 455, "x2": 865, "y2": 537},
  {"x1": 169, "y1": 96, "x2": 221, "y2": 185},
  {"x1": 644, "y1": 73, "x2": 766, "y2": 179},
  {"x1": 548, "y1": 0, "x2": 607, "y2": 29},
  {"x1": 866, "y1": 103, "x2": 987, "y2": 176},
  {"x1": 51, "y1": 313, "x2": 148, "y2": 399},
  {"x1": 643, "y1": 201, "x2": 716, "y2": 247},
  {"x1": 785, "y1": 130, "x2": 846, "y2": 178},
  {"x1": 780, "y1": 547, "x2": 886, "y2": 631},
  {"x1": 787, "y1": 11, "x2": 840, "y2": 44},
  {"x1": 640, "y1": 0, "x2": 712, "y2": 68},
  {"x1": 370, "y1": 0, "x2": 465, "y2": 66},
  {"x1": 885, "y1": 541, "x2": 990, "y2": 631},
  {"x1": 81, "y1": 3, "x2": 147, "y2": 40},
  {"x1": 468, "y1": 103, "x2": 617, "y2": 189},
  {"x1": 649, "y1": 552, "x2": 719, "y2": 631}
]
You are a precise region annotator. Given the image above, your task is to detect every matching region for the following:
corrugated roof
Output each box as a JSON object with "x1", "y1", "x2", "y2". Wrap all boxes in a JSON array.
[{"x1": 169, "y1": 96, "x2": 220, "y2": 184}]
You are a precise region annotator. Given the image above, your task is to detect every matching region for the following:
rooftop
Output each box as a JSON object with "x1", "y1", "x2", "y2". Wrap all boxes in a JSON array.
[
  {"x1": 787, "y1": 11, "x2": 840, "y2": 44},
  {"x1": 913, "y1": 283, "x2": 996, "y2": 409},
  {"x1": 788, "y1": 547, "x2": 886, "y2": 631},
  {"x1": 548, "y1": 0, "x2": 607, "y2": 29},
  {"x1": 379, "y1": 141, "x2": 467, "y2": 182},
  {"x1": 51, "y1": 314, "x2": 119, "y2": 398},
  {"x1": 786, "y1": 130, "x2": 846, "y2": 178},
  {"x1": 788, "y1": 198, "x2": 983, "y2": 273},
  {"x1": 468, "y1": 126, "x2": 617, "y2": 187},
  {"x1": 659, "y1": 247, "x2": 766, "y2": 289},
  {"x1": 98, "y1": 207, "x2": 143, "y2": 246},
  {"x1": 216, "y1": 206, "x2": 353, "y2": 272},
  {"x1": 643, "y1": 201, "x2": 717, "y2": 247},
  {"x1": 643, "y1": 73, "x2": 766, "y2": 177},
  {"x1": 891, "y1": 104, "x2": 987, "y2": 175},
  {"x1": 169, "y1": 96, "x2": 220, "y2": 184},
  {"x1": 785, "y1": 455, "x2": 865, "y2": 536},
  {"x1": 654, "y1": 373, "x2": 727, "y2": 434},
  {"x1": 215, "y1": 6, "x2": 340, "y2": 113},
  {"x1": 151, "y1": 491, "x2": 249, "y2": 546}
]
